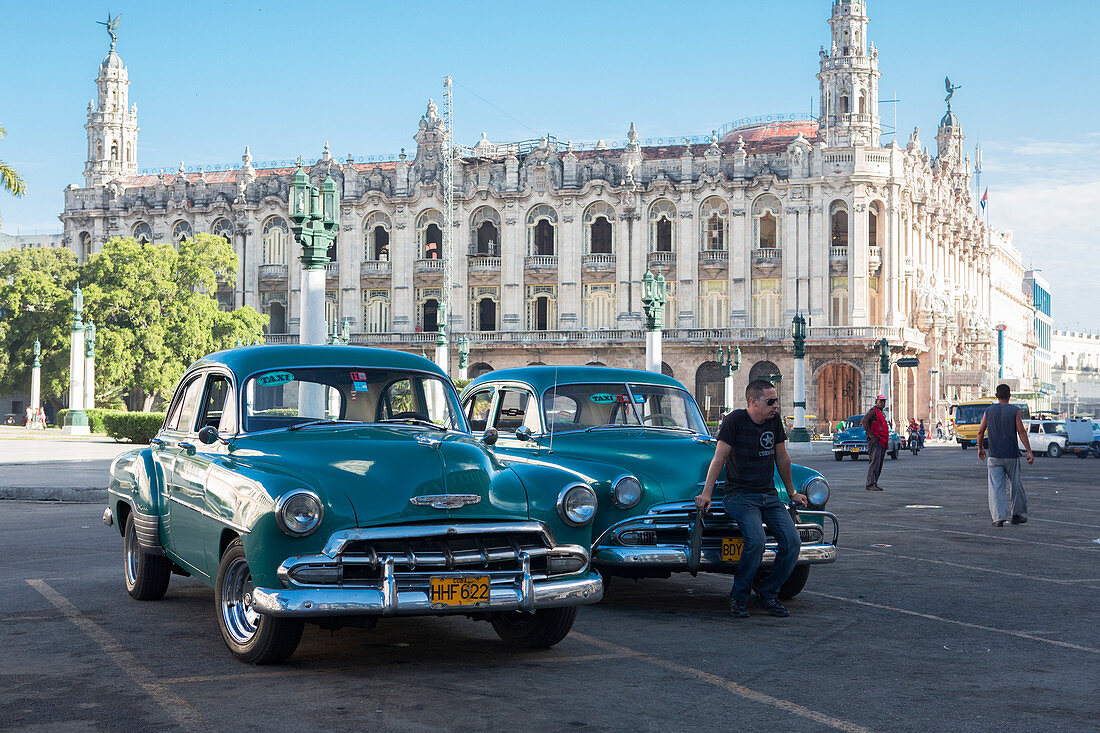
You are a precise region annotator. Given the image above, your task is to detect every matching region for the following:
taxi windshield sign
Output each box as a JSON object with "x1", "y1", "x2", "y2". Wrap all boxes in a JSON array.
[{"x1": 256, "y1": 371, "x2": 295, "y2": 387}]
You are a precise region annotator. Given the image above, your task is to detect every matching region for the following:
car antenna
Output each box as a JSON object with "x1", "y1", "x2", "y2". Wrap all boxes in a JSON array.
[{"x1": 548, "y1": 366, "x2": 557, "y2": 455}]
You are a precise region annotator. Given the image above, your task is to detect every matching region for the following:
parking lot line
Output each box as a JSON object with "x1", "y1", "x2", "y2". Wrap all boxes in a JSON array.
[
  {"x1": 1028, "y1": 517, "x2": 1100, "y2": 529},
  {"x1": 804, "y1": 591, "x2": 1100, "y2": 655},
  {"x1": 571, "y1": 632, "x2": 877, "y2": 733},
  {"x1": 26, "y1": 579, "x2": 207, "y2": 729},
  {"x1": 845, "y1": 518, "x2": 1100, "y2": 552},
  {"x1": 845, "y1": 547, "x2": 1100, "y2": 587}
]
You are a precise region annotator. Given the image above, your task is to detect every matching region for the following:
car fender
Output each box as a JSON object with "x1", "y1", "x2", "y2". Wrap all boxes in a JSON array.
[
  {"x1": 107, "y1": 447, "x2": 164, "y2": 535},
  {"x1": 505, "y1": 460, "x2": 598, "y2": 549}
]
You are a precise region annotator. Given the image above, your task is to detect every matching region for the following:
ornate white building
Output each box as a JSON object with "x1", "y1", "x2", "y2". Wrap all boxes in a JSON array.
[{"x1": 60, "y1": 0, "x2": 1032, "y2": 429}]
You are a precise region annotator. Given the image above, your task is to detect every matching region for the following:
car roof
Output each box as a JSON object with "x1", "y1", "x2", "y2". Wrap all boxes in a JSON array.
[
  {"x1": 466, "y1": 365, "x2": 686, "y2": 393},
  {"x1": 186, "y1": 345, "x2": 447, "y2": 380}
]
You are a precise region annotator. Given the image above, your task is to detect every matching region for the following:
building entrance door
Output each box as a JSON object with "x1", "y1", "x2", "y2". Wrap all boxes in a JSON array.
[{"x1": 818, "y1": 363, "x2": 861, "y2": 429}]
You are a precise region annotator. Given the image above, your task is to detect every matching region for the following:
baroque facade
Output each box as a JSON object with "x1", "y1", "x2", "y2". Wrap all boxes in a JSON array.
[{"x1": 60, "y1": 0, "x2": 1029, "y2": 430}]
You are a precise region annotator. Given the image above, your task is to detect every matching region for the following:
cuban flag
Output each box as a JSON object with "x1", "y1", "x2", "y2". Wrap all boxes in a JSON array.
[{"x1": 980, "y1": 188, "x2": 988, "y2": 211}]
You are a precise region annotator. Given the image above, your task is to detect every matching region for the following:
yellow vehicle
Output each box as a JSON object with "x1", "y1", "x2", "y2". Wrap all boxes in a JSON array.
[{"x1": 950, "y1": 398, "x2": 1031, "y2": 449}]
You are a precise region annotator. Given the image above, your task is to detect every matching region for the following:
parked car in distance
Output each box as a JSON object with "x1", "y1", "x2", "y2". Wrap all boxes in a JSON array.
[
  {"x1": 832, "y1": 414, "x2": 904, "y2": 461},
  {"x1": 460, "y1": 366, "x2": 837, "y2": 600},
  {"x1": 104, "y1": 346, "x2": 603, "y2": 664},
  {"x1": 1021, "y1": 420, "x2": 1068, "y2": 458}
]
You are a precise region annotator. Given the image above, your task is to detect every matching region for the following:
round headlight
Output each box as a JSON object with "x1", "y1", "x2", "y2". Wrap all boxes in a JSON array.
[
  {"x1": 612, "y1": 475, "x2": 643, "y2": 509},
  {"x1": 276, "y1": 489, "x2": 324, "y2": 536},
  {"x1": 558, "y1": 483, "x2": 597, "y2": 526},
  {"x1": 802, "y1": 477, "x2": 830, "y2": 508}
]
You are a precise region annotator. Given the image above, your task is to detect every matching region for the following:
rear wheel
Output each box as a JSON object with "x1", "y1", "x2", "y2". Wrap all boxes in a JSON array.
[
  {"x1": 1046, "y1": 443, "x2": 1063, "y2": 459},
  {"x1": 889, "y1": 447, "x2": 899, "y2": 459},
  {"x1": 123, "y1": 512, "x2": 170, "y2": 601},
  {"x1": 1091, "y1": 442, "x2": 1100, "y2": 458},
  {"x1": 491, "y1": 607, "x2": 577, "y2": 649},
  {"x1": 1076, "y1": 451, "x2": 1089, "y2": 459},
  {"x1": 215, "y1": 540, "x2": 303, "y2": 664}
]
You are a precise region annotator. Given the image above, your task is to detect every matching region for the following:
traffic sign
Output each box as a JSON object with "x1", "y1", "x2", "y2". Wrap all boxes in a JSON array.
[{"x1": 896, "y1": 357, "x2": 921, "y2": 368}]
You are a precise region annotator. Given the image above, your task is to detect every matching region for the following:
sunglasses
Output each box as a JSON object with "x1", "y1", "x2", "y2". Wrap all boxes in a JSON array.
[{"x1": 757, "y1": 398, "x2": 779, "y2": 406}]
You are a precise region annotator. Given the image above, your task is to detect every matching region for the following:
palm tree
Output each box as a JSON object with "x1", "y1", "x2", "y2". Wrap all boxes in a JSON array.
[{"x1": 0, "y1": 125, "x2": 27, "y2": 197}]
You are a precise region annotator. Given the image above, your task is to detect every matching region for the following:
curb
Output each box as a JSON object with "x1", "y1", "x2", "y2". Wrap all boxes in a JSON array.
[{"x1": 0, "y1": 487, "x2": 107, "y2": 503}]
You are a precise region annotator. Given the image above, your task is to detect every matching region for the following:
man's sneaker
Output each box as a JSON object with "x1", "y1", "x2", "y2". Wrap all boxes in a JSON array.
[
  {"x1": 992, "y1": 520, "x2": 1005, "y2": 527},
  {"x1": 1011, "y1": 515, "x2": 1027, "y2": 525},
  {"x1": 755, "y1": 596, "x2": 790, "y2": 618},
  {"x1": 729, "y1": 597, "x2": 750, "y2": 618}
]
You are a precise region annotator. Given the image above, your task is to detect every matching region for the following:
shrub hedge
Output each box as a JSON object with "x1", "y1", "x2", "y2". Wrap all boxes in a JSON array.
[
  {"x1": 56, "y1": 408, "x2": 125, "y2": 433},
  {"x1": 103, "y1": 412, "x2": 167, "y2": 444}
]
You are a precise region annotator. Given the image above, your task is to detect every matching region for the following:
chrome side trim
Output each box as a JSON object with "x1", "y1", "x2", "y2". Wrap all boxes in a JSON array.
[
  {"x1": 166, "y1": 493, "x2": 252, "y2": 535},
  {"x1": 250, "y1": 570, "x2": 603, "y2": 617},
  {"x1": 320, "y1": 521, "x2": 552, "y2": 558}
]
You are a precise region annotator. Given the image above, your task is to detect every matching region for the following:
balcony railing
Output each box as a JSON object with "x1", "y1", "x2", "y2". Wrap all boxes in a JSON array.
[
  {"x1": 524, "y1": 255, "x2": 558, "y2": 270},
  {"x1": 648, "y1": 251, "x2": 675, "y2": 267},
  {"x1": 360, "y1": 260, "x2": 391, "y2": 276},
  {"x1": 468, "y1": 256, "x2": 502, "y2": 271},
  {"x1": 325, "y1": 262, "x2": 339, "y2": 275},
  {"x1": 415, "y1": 258, "x2": 446, "y2": 272},
  {"x1": 582, "y1": 253, "x2": 616, "y2": 269},
  {"x1": 829, "y1": 246, "x2": 848, "y2": 260},
  {"x1": 258, "y1": 264, "x2": 288, "y2": 280},
  {"x1": 752, "y1": 247, "x2": 782, "y2": 264},
  {"x1": 698, "y1": 249, "x2": 728, "y2": 265}
]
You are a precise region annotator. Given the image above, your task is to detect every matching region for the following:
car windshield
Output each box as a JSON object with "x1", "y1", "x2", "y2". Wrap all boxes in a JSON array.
[
  {"x1": 541, "y1": 382, "x2": 707, "y2": 434},
  {"x1": 1045, "y1": 422, "x2": 1067, "y2": 435},
  {"x1": 243, "y1": 367, "x2": 466, "y2": 433},
  {"x1": 954, "y1": 404, "x2": 988, "y2": 426},
  {"x1": 847, "y1": 415, "x2": 864, "y2": 428}
]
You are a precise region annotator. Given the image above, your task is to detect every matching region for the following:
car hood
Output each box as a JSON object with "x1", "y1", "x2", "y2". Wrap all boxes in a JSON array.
[{"x1": 230, "y1": 426, "x2": 529, "y2": 527}]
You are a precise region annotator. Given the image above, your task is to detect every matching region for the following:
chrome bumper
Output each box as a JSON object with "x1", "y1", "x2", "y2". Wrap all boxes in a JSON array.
[
  {"x1": 251, "y1": 569, "x2": 603, "y2": 618},
  {"x1": 594, "y1": 543, "x2": 837, "y2": 570}
]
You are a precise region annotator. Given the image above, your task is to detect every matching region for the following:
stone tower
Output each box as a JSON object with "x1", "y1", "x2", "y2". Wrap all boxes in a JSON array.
[
  {"x1": 817, "y1": 0, "x2": 881, "y2": 148},
  {"x1": 83, "y1": 30, "x2": 139, "y2": 186},
  {"x1": 936, "y1": 81, "x2": 968, "y2": 191}
]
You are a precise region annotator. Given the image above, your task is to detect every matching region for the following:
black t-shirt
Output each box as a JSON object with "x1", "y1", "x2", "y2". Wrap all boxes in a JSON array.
[{"x1": 716, "y1": 409, "x2": 786, "y2": 493}]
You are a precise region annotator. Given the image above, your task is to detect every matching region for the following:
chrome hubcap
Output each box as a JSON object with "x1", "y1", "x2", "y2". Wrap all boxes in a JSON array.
[
  {"x1": 221, "y1": 557, "x2": 259, "y2": 644},
  {"x1": 124, "y1": 518, "x2": 139, "y2": 587}
]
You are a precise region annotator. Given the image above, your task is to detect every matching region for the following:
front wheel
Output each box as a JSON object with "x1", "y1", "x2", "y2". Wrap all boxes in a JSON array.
[
  {"x1": 1046, "y1": 443, "x2": 1063, "y2": 459},
  {"x1": 834, "y1": 453, "x2": 844, "y2": 462},
  {"x1": 124, "y1": 512, "x2": 170, "y2": 600},
  {"x1": 752, "y1": 564, "x2": 810, "y2": 600},
  {"x1": 215, "y1": 540, "x2": 303, "y2": 664},
  {"x1": 1091, "y1": 442, "x2": 1100, "y2": 458},
  {"x1": 491, "y1": 607, "x2": 577, "y2": 649}
]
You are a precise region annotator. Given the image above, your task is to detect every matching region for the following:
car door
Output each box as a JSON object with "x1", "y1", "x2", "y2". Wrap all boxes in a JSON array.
[
  {"x1": 154, "y1": 372, "x2": 208, "y2": 571},
  {"x1": 1027, "y1": 423, "x2": 1044, "y2": 451}
]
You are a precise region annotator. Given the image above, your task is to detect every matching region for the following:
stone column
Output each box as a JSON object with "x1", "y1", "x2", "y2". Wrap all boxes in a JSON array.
[
  {"x1": 62, "y1": 287, "x2": 89, "y2": 435},
  {"x1": 84, "y1": 321, "x2": 96, "y2": 410}
]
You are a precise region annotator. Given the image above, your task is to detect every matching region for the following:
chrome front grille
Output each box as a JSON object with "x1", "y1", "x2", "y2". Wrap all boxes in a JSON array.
[{"x1": 602, "y1": 501, "x2": 832, "y2": 548}]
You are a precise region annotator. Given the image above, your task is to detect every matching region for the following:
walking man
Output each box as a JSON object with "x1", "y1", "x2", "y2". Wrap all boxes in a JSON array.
[
  {"x1": 977, "y1": 384, "x2": 1033, "y2": 527},
  {"x1": 862, "y1": 395, "x2": 889, "y2": 490},
  {"x1": 696, "y1": 380, "x2": 807, "y2": 618}
]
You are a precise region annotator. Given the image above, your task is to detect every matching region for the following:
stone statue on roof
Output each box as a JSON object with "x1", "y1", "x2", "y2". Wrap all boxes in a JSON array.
[
  {"x1": 97, "y1": 12, "x2": 121, "y2": 51},
  {"x1": 944, "y1": 77, "x2": 961, "y2": 111}
]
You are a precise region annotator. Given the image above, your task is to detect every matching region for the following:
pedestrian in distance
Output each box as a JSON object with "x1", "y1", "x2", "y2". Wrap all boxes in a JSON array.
[
  {"x1": 696, "y1": 379, "x2": 808, "y2": 619},
  {"x1": 936, "y1": 420, "x2": 945, "y2": 441},
  {"x1": 977, "y1": 384, "x2": 1033, "y2": 527},
  {"x1": 862, "y1": 395, "x2": 889, "y2": 491}
]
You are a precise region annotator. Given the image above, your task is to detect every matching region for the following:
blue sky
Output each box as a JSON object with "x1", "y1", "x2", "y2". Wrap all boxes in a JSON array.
[{"x1": 1, "y1": 0, "x2": 1097, "y2": 328}]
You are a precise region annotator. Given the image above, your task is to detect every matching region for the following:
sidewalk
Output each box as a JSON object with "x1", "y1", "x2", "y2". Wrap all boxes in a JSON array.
[{"x1": 0, "y1": 427, "x2": 143, "y2": 502}]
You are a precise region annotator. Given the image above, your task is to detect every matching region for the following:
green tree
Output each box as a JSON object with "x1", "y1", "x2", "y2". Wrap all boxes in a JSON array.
[
  {"x1": 0, "y1": 247, "x2": 80, "y2": 407},
  {"x1": 0, "y1": 124, "x2": 27, "y2": 197},
  {"x1": 83, "y1": 233, "x2": 266, "y2": 409}
]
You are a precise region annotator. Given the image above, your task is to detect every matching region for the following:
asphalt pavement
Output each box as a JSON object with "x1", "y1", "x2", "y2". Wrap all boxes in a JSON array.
[{"x1": 1, "y1": 440, "x2": 1099, "y2": 731}]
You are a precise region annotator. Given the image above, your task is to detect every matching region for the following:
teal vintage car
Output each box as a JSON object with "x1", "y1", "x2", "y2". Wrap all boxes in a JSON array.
[
  {"x1": 460, "y1": 366, "x2": 838, "y2": 599},
  {"x1": 104, "y1": 346, "x2": 602, "y2": 664}
]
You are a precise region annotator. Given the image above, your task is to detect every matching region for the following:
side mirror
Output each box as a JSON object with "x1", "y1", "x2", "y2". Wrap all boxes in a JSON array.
[
  {"x1": 481, "y1": 427, "x2": 498, "y2": 447},
  {"x1": 197, "y1": 425, "x2": 221, "y2": 446},
  {"x1": 515, "y1": 425, "x2": 533, "y2": 442}
]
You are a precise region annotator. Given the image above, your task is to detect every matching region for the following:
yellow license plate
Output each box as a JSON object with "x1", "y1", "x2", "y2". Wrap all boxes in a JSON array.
[
  {"x1": 721, "y1": 538, "x2": 744, "y2": 562},
  {"x1": 849, "y1": 447, "x2": 861, "y2": 454},
  {"x1": 429, "y1": 576, "x2": 491, "y2": 608}
]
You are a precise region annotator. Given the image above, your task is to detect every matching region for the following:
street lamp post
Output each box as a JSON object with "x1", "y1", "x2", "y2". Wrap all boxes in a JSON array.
[
  {"x1": 457, "y1": 335, "x2": 470, "y2": 381},
  {"x1": 289, "y1": 159, "x2": 339, "y2": 418},
  {"x1": 878, "y1": 337, "x2": 891, "y2": 407},
  {"x1": 62, "y1": 287, "x2": 89, "y2": 435},
  {"x1": 641, "y1": 269, "x2": 666, "y2": 374},
  {"x1": 29, "y1": 338, "x2": 42, "y2": 429},
  {"x1": 995, "y1": 323, "x2": 1006, "y2": 380},
  {"x1": 789, "y1": 314, "x2": 811, "y2": 442},
  {"x1": 84, "y1": 320, "x2": 96, "y2": 410},
  {"x1": 716, "y1": 344, "x2": 741, "y2": 416},
  {"x1": 929, "y1": 368, "x2": 939, "y2": 426},
  {"x1": 435, "y1": 302, "x2": 449, "y2": 374}
]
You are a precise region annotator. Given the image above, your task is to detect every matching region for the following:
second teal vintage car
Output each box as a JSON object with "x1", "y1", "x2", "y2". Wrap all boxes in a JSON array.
[
  {"x1": 104, "y1": 346, "x2": 603, "y2": 664},
  {"x1": 460, "y1": 366, "x2": 838, "y2": 599}
]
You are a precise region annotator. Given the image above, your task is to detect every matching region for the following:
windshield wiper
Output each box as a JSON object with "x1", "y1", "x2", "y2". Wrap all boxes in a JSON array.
[
  {"x1": 287, "y1": 419, "x2": 365, "y2": 431},
  {"x1": 643, "y1": 424, "x2": 696, "y2": 433},
  {"x1": 375, "y1": 418, "x2": 448, "y2": 431},
  {"x1": 582, "y1": 424, "x2": 640, "y2": 433}
]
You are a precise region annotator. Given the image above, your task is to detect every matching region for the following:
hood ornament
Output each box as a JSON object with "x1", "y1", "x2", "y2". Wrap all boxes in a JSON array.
[{"x1": 410, "y1": 494, "x2": 481, "y2": 510}]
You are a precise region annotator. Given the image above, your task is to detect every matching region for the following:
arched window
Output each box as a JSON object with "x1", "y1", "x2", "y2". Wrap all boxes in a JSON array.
[
  {"x1": 840, "y1": 92, "x2": 850, "y2": 114},
  {"x1": 831, "y1": 277, "x2": 849, "y2": 326},
  {"x1": 211, "y1": 218, "x2": 233, "y2": 242},
  {"x1": 261, "y1": 216, "x2": 290, "y2": 265},
  {"x1": 699, "y1": 196, "x2": 729, "y2": 251},
  {"x1": 752, "y1": 194, "x2": 781, "y2": 249},
  {"x1": 752, "y1": 278, "x2": 782, "y2": 327},
  {"x1": 859, "y1": 90, "x2": 867, "y2": 115},
  {"x1": 582, "y1": 283, "x2": 615, "y2": 329},
  {"x1": 868, "y1": 201, "x2": 882, "y2": 248},
  {"x1": 477, "y1": 298, "x2": 497, "y2": 332},
  {"x1": 416, "y1": 209, "x2": 443, "y2": 259},
  {"x1": 584, "y1": 201, "x2": 615, "y2": 254},
  {"x1": 422, "y1": 298, "x2": 439, "y2": 332},
  {"x1": 171, "y1": 220, "x2": 193, "y2": 243},
  {"x1": 96, "y1": 140, "x2": 103, "y2": 159},
  {"x1": 830, "y1": 201, "x2": 849, "y2": 248},
  {"x1": 471, "y1": 206, "x2": 501, "y2": 256},
  {"x1": 268, "y1": 301, "x2": 287, "y2": 334},
  {"x1": 649, "y1": 199, "x2": 676, "y2": 253},
  {"x1": 364, "y1": 211, "x2": 391, "y2": 260},
  {"x1": 132, "y1": 222, "x2": 152, "y2": 245},
  {"x1": 698, "y1": 280, "x2": 727, "y2": 328},
  {"x1": 694, "y1": 361, "x2": 725, "y2": 421},
  {"x1": 125, "y1": 142, "x2": 132, "y2": 163},
  {"x1": 526, "y1": 204, "x2": 557, "y2": 256},
  {"x1": 79, "y1": 232, "x2": 93, "y2": 262},
  {"x1": 363, "y1": 289, "x2": 390, "y2": 333},
  {"x1": 111, "y1": 140, "x2": 119, "y2": 160},
  {"x1": 470, "y1": 362, "x2": 494, "y2": 378},
  {"x1": 749, "y1": 360, "x2": 782, "y2": 386}
]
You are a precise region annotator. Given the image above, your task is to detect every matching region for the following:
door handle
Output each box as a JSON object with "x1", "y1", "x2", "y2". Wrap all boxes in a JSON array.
[
  {"x1": 178, "y1": 441, "x2": 197, "y2": 456},
  {"x1": 150, "y1": 437, "x2": 167, "y2": 448}
]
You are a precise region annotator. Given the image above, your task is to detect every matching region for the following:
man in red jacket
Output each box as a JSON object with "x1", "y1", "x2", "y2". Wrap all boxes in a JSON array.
[{"x1": 861, "y1": 394, "x2": 889, "y2": 491}]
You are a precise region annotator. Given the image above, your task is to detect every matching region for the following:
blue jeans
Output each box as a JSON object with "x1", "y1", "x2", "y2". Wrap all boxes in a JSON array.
[{"x1": 722, "y1": 491, "x2": 802, "y2": 603}]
